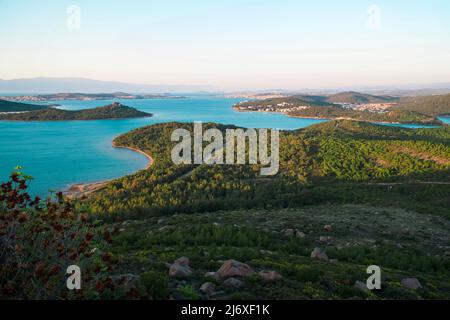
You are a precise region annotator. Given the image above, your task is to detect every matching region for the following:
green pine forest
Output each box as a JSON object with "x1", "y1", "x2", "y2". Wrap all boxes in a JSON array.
[{"x1": 2, "y1": 119, "x2": 450, "y2": 300}]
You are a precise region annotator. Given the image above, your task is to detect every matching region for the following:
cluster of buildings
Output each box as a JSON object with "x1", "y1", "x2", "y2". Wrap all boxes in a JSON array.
[
  {"x1": 0, "y1": 95, "x2": 46, "y2": 102},
  {"x1": 337, "y1": 102, "x2": 396, "y2": 113},
  {"x1": 234, "y1": 101, "x2": 311, "y2": 114}
]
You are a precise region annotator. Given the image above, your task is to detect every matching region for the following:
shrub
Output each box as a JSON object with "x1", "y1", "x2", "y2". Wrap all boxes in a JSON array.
[
  {"x1": 0, "y1": 169, "x2": 118, "y2": 299},
  {"x1": 139, "y1": 270, "x2": 168, "y2": 299}
]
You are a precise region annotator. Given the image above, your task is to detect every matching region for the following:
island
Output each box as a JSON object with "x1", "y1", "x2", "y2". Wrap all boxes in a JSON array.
[
  {"x1": 0, "y1": 99, "x2": 49, "y2": 112},
  {"x1": 0, "y1": 102, "x2": 152, "y2": 121},
  {"x1": 0, "y1": 92, "x2": 186, "y2": 102},
  {"x1": 233, "y1": 91, "x2": 450, "y2": 125}
]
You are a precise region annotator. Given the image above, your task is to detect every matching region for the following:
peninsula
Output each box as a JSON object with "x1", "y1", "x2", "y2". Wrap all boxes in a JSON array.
[{"x1": 233, "y1": 92, "x2": 450, "y2": 125}]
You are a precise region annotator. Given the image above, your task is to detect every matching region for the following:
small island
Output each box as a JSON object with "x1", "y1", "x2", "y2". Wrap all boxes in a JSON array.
[
  {"x1": 0, "y1": 99, "x2": 49, "y2": 112},
  {"x1": 0, "y1": 102, "x2": 152, "y2": 121}
]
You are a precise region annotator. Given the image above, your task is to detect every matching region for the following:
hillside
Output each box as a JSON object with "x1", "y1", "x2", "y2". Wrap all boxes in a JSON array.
[
  {"x1": 3, "y1": 120, "x2": 449, "y2": 300},
  {"x1": 236, "y1": 96, "x2": 335, "y2": 108},
  {"x1": 84, "y1": 120, "x2": 450, "y2": 217},
  {"x1": 0, "y1": 99, "x2": 48, "y2": 112},
  {"x1": 326, "y1": 91, "x2": 398, "y2": 104},
  {"x1": 393, "y1": 94, "x2": 450, "y2": 116},
  {"x1": 0, "y1": 102, "x2": 152, "y2": 121},
  {"x1": 74, "y1": 120, "x2": 450, "y2": 300},
  {"x1": 234, "y1": 92, "x2": 446, "y2": 125}
]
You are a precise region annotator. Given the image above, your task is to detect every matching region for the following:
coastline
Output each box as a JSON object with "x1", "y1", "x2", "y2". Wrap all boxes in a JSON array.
[
  {"x1": 63, "y1": 142, "x2": 153, "y2": 199},
  {"x1": 233, "y1": 107, "x2": 444, "y2": 126}
]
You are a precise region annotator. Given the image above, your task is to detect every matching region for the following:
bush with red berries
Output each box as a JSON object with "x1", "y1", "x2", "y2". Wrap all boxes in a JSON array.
[{"x1": 0, "y1": 168, "x2": 125, "y2": 299}]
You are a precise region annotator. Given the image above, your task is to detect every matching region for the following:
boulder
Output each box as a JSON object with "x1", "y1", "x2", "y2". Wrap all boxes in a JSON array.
[
  {"x1": 200, "y1": 282, "x2": 216, "y2": 295},
  {"x1": 174, "y1": 256, "x2": 190, "y2": 266},
  {"x1": 401, "y1": 278, "x2": 422, "y2": 290},
  {"x1": 217, "y1": 259, "x2": 255, "y2": 278},
  {"x1": 354, "y1": 280, "x2": 369, "y2": 292},
  {"x1": 282, "y1": 229, "x2": 295, "y2": 236},
  {"x1": 319, "y1": 236, "x2": 332, "y2": 243},
  {"x1": 296, "y1": 231, "x2": 306, "y2": 239},
  {"x1": 282, "y1": 228, "x2": 306, "y2": 238},
  {"x1": 223, "y1": 277, "x2": 243, "y2": 289},
  {"x1": 310, "y1": 247, "x2": 329, "y2": 262},
  {"x1": 169, "y1": 263, "x2": 192, "y2": 279},
  {"x1": 259, "y1": 271, "x2": 282, "y2": 282},
  {"x1": 204, "y1": 271, "x2": 221, "y2": 281},
  {"x1": 169, "y1": 257, "x2": 192, "y2": 278}
]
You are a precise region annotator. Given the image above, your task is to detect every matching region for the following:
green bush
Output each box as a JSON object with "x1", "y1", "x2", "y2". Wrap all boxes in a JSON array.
[{"x1": 139, "y1": 271, "x2": 168, "y2": 300}]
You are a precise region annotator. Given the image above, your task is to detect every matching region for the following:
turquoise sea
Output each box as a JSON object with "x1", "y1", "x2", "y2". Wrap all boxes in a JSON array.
[{"x1": 0, "y1": 95, "x2": 449, "y2": 196}]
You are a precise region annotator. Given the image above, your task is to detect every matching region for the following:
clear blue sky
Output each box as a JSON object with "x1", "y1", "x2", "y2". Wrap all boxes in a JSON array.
[{"x1": 1, "y1": 0, "x2": 449, "y2": 90}]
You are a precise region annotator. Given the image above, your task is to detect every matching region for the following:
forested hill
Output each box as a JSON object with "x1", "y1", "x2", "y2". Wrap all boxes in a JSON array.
[
  {"x1": 70, "y1": 120, "x2": 450, "y2": 300},
  {"x1": 234, "y1": 92, "x2": 450, "y2": 124},
  {"x1": 325, "y1": 91, "x2": 398, "y2": 104},
  {"x1": 83, "y1": 120, "x2": 450, "y2": 217},
  {"x1": 0, "y1": 102, "x2": 152, "y2": 121},
  {"x1": 393, "y1": 94, "x2": 450, "y2": 116},
  {"x1": 0, "y1": 99, "x2": 48, "y2": 112}
]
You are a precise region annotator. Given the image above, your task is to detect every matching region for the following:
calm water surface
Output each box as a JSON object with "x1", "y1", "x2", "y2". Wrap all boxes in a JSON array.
[
  {"x1": 0, "y1": 96, "x2": 326, "y2": 195},
  {"x1": 1, "y1": 96, "x2": 447, "y2": 196}
]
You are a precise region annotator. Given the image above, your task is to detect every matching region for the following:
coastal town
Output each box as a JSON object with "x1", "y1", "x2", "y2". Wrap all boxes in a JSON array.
[{"x1": 233, "y1": 99, "x2": 397, "y2": 114}]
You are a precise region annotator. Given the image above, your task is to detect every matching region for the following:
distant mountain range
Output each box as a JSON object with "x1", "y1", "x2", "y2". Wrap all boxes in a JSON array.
[{"x1": 0, "y1": 77, "x2": 219, "y2": 94}]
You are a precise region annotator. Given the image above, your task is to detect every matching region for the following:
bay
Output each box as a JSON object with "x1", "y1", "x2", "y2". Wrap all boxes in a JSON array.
[
  {"x1": 0, "y1": 95, "x2": 326, "y2": 196},
  {"x1": 1, "y1": 95, "x2": 446, "y2": 196}
]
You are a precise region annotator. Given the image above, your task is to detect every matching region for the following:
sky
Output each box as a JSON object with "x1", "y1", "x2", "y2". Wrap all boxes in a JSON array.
[{"x1": 1, "y1": 0, "x2": 450, "y2": 90}]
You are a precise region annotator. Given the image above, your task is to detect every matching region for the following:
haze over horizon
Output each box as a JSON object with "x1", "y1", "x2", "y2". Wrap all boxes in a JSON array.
[
  {"x1": 2, "y1": 76, "x2": 450, "y2": 94},
  {"x1": 1, "y1": 0, "x2": 450, "y2": 90}
]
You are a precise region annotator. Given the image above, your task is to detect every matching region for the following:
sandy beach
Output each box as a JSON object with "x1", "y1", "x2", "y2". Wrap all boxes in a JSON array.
[{"x1": 64, "y1": 142, "x2": 153, "y2": 199}]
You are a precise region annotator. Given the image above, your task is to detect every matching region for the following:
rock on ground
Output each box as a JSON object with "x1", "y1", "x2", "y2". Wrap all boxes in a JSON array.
[
  {"x1": 401, "y1": 278, "x2": 422, "y2": 290},
  {"x1": 354, "y1": 280, "x2": 369, "y2": 292},
  {"x1": 223, "y1": 277, "x2": 243, "y2": 289},
  {"x1": 259, "y1": 271, "x2": 282, "y2": 282},
  {"x1": 204, "y1": 271, "x2": 221, "y2": 281},
  {"x1": 169, "y1": 257, "x2": 193, "y2": 279},
  {"x1": 282, "y1": 228, "x2": 306, "y2": 238},
  {"x1": 217, "y1": 259, "x2": 255, "y2": 278},
  {"x1": 310, "y1": 247, "x2": 329, "y2": 261},
  {"x1": 200, "y1": 282, "x2": 216, "y2": 295},
  {"x1": 174, "y1": 256, "x2": 190, "y2": 266}
]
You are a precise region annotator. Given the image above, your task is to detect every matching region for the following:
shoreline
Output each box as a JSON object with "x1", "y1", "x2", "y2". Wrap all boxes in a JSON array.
[
  {"x1": 63, "y1": 142, "x2": 153, "y2": 199},
  {"x1": 233, "y1": 107, "x2": 444, "y2": 126}
]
